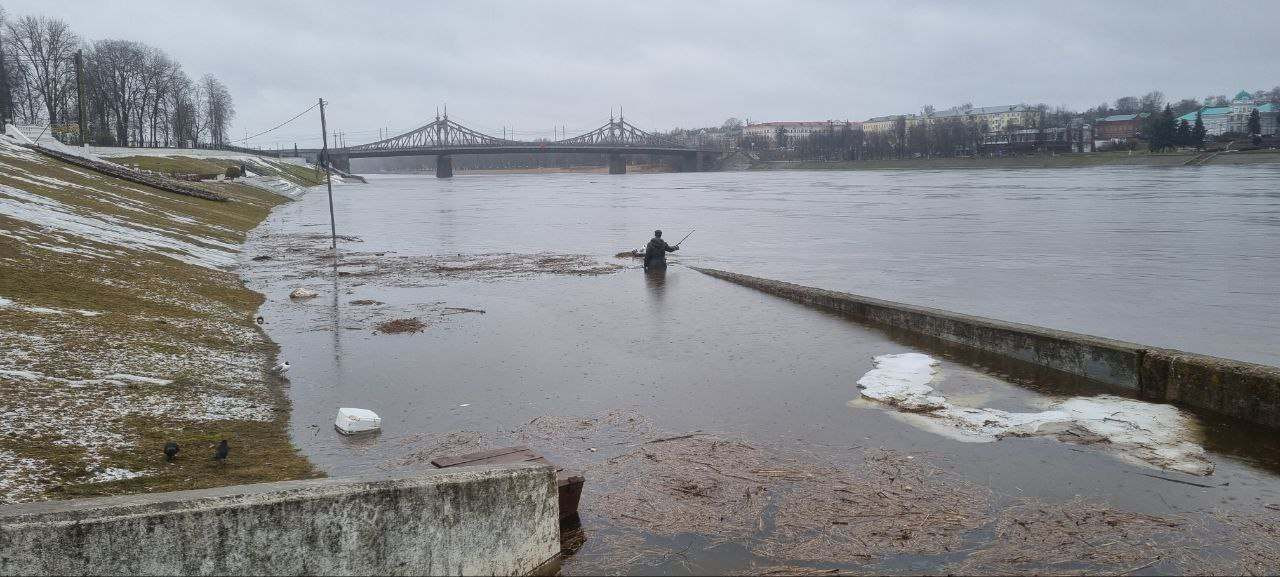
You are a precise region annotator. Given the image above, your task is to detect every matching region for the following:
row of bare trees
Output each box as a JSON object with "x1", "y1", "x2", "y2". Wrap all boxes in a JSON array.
[{"x1": 0, "y1": 6, "x2": 234, "y2": 147}]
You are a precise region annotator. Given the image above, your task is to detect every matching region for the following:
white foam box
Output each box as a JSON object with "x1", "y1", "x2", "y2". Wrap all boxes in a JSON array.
[{"x1": 335, "y1": 407, "x2": 382, "y2": 435}]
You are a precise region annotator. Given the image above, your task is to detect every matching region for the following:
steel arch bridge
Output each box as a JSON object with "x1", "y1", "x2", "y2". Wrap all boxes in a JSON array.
[{"x1": 289, "y1": 110, "x2": 719, "y2": 177}]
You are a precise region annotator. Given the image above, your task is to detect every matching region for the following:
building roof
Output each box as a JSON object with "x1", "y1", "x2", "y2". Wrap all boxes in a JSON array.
[
  {"x1": 1177, "y1": 107, "x2": 1232, "y2": 122},
  {"x1": 934, "y1": 104, "x2": 1028, "y2": 118},
  {"x1": 1099, "y1": 114, "x2": 1139, "y2": 122},
  {"x1": 1233, "y1": 90, "x2": 1253, "y2": 101},
  {"x1": 745, "y1": 121, "x2": 845, "y2": 128},
  {"x1": 1097, "y1": 112, "x2": 1151, "y2": 123},
  {"x1": 864, "y1": 115, "x2": 914, "y2": 123}
]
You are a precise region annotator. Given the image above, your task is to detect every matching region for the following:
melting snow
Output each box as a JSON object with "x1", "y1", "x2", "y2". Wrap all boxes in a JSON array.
[
  {"x1": 0, "y1": 296, "x2": 104, "y2": 317},
  {"x1": 85, "y1": 467, "x2": 146, "y2": 483},
  {"x1": 855, "y1": 353, "x2": 1214, "y2": 476},
  {"x1": 0, "y1": 184, "x2": 238, "y2": 268}
]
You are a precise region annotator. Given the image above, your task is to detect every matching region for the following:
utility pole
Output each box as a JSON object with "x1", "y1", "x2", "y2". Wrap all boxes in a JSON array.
[
  {"x1": 74, "y1": 50, "x2": 88, "y2": 146},
  {"x1": 319, "y1": 98, "x2": 337, "y2": 250}
]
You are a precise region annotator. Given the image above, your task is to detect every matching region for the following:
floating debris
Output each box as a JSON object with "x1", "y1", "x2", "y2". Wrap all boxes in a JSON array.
[
  {"x1": 288, "y1": 288, "x2": 318, "y2": 299},
  {"x1": 375, "y1": 317, "x2": 426, "y2": 334},
  {"x1": 442, "y1": 307, "x2": 486, "y2": 315},
  {"x1": 335, "y1": 408, "x2": 382, "y2": 435}
]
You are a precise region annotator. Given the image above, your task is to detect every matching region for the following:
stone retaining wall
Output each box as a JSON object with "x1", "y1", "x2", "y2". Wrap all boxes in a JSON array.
[
  {"x1": 0, "y1": 465, "x2": 559, "y2": 576},
  {"x1": 695, "y1": 267, "x2": 1280, "y2": 428}
]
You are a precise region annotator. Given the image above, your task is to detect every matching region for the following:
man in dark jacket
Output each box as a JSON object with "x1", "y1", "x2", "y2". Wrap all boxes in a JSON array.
[{"x1": 644, "y1": 229, "x2": 679, "y2": 271}]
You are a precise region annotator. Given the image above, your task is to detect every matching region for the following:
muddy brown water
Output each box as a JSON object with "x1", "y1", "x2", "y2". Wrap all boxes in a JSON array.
[{"x1": 241, "y1": 169, "x2": 1280, "y2": 574}]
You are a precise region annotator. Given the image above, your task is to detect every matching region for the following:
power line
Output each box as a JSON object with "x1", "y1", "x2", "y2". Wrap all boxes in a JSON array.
[{"x1": 231, "y1": 101, "x2": 320, "y2": 143}]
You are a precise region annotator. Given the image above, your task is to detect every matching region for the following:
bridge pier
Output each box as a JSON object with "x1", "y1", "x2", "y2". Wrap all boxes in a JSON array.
[
  {"x1": 329, "y1": 154, "x2": 351, "y2": 173},
  {"x1": 436, "y1": 155, "x2": 454, "y2": 178},
  {"x1": 607, "y1": 152, "x2": 626, "y2": 175}
]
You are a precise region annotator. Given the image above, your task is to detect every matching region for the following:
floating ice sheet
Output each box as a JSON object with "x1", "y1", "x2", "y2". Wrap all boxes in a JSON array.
[{"x1": 855, "y1": 353, "x2": 1214, "y2": 475}]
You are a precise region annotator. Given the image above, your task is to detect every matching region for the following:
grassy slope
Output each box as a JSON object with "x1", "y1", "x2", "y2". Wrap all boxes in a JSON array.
[
  {"x1": 0, "y1": 145, "x2": 317, "y2": 501},
  {"x1": 114, "y1": 155, "x2": 328, "y2": 187}
]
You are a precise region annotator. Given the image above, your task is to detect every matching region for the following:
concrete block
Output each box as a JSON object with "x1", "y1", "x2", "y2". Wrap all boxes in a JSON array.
[{"x1": 0, "y1": 464, "x2": 559, "y2": 576}]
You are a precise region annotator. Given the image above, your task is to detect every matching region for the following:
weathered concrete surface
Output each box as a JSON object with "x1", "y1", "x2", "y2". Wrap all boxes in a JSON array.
[
  {"x1": 695, "y1": 267, "x2": 1280, "y2": 429},
  {"x1": 1141, "y1": 348, "x2": 1280, "y2": 429},
  {"x1": 0, "y1": 464, "x2": 559, "y2": 576}
]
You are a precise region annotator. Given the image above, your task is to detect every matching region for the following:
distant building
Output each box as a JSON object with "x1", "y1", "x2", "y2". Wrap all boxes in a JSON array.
[
  {"x1": 981, "y1": 127, "x2": 1073, "y2": 153},
  {"x1": 1093, "y1": 113, "x2": 1149, "y2": 142},
  {"x1": 931, "y1": 104, "x2": 1039, "y2": 132},
  {"x1": 1177, "y1": 90, "x2": 1278, "y2": 136},
  {"x1": 743, "y1": 121, "x2": 854, "y2": 148},
  {"x1": 861, "y1": 104, "x2": 1039, "y2": 138},
  {"x1": 861, "y1": 115, "x2": 921, "y2": 135}
]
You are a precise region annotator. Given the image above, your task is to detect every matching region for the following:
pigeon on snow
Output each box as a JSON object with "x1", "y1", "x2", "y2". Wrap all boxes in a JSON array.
[
  {"x1": 270, "y1": 361, "x2": 290, "y2": 375},
  {"x1": 255, "y1": 315, "x2": 265, "y2": 325}
]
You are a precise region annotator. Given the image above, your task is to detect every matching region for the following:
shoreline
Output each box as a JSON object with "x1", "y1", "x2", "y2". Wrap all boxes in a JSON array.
[
  {"x1": 0, "y1": 138, "x2": 319, "y2": 502},
  {"x1": 751, "y1": 148, "x2": 1280, "y2": 171}
]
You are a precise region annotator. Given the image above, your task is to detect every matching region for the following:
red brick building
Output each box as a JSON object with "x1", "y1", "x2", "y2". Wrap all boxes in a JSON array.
[{"x1": 1093, "y1": 113, "x2": 1148, "y2": 141}]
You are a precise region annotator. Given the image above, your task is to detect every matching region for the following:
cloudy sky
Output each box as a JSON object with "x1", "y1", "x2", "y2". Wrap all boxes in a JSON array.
[{"x1": 10, "y1": 1, "x2": 1279, "y2": 147}]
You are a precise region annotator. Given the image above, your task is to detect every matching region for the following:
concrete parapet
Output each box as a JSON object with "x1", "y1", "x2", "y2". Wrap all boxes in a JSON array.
[
  {"x1": 694, "y1": 267, "x2": 1280, "y2": 429},
  {"x1": 1141, "y1": 348, "x2": 1280, "y2": 428},
  {"x1": 0, "y1": 464, "x2": 560, "y2": 576}
]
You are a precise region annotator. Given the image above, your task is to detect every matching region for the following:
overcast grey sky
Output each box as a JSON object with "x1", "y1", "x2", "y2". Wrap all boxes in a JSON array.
[{"x1": 9, "y1": 1, "x2": 1279, "y2": 147}]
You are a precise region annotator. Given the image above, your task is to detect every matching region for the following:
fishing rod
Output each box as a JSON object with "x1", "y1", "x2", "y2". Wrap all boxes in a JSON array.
[{"x1": 675, "y1": 229, "x2": 694, "y2": 247}]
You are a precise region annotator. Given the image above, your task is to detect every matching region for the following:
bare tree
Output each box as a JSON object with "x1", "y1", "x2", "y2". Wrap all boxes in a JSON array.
[
  {"x1": 1114, "y1": 96, "x2": 1140, "y2": 114},
  {"x1": 88, "y1": 39, "x2": 146, "y2": 145},
  {"x1": 1138, "y1": 91, "x2": 1165, "y2": 114},
  {"x1": 199, "y1": 74, "x2": 233, "y2": 145},
  {"x1": 3, "y1": 14, "x2": 78, "y2": 124}
]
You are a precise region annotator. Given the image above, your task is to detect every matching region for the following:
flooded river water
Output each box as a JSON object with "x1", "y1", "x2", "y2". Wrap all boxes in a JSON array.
[{"x1": 241, "y1": 166, "x2": 1280, "y2": 574}]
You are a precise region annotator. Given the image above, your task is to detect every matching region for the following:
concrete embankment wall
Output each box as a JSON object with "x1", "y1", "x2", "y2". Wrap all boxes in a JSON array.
[
  {"x1": 0, "y1": 465, "x2": 560, "y2": 576},
  {"x1": 694, "y1": 267, "x2": 1280, "y2": 429}
]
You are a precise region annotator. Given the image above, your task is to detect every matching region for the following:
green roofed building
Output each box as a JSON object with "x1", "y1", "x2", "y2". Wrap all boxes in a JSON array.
[{"x1": 1177, "y1": 91, "x2": 1278, "y2": 136}]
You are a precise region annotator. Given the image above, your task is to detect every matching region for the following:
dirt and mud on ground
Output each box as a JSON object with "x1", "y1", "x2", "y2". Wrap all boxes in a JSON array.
[
  {"x1": 0, "y1": 137, "x2": 317, "y2": 502},
  {"x1": 387, "y1": 409, "x2": 1279, "y2": 575}
]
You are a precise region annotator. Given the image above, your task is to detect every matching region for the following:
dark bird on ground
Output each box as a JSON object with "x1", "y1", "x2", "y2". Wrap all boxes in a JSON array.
[
  {"x1": 214, "y1": 439, "x2": 229, "y2": 462},
  {"x1": 163, "y1": 442, "x2": 180, "y2": 462},
  {"x1": 255, "y1": 315, "x2": 265, "y2": 325}
]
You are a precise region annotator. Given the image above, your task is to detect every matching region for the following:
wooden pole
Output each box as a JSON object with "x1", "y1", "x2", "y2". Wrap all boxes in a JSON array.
[
  {"x1": 74, "y1": 50, "x2": 88, "y2": 146},
  {"x1": 319, "y1": 98, "x2": 337, "y2": 250}
]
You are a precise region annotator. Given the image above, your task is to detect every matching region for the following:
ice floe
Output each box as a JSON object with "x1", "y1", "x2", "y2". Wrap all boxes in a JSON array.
[{"x1": 855, "y1": 353, "x2": 1214, "y2": 476}]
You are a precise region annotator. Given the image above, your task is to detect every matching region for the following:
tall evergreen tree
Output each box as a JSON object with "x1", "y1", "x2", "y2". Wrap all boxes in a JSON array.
[
  {"x1": 1176, "y1": 119, "x2": 1192, "y2": 147},
  {"x1": 1191, "y1": 110, "x2": 1206, "y2": 149},
  {"x1": 1148, "y1": 105, "x2": 1176, "y2": 152},
  {"x1": 1247, "y1": 109, "x2": 1262, "y2": 135}
]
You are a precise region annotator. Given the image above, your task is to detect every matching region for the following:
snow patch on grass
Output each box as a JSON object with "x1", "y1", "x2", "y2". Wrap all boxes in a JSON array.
[
  {"x1": 0, "y1": 184, "x2": 238, "y2": 268},
  {"x1": 0, "y1": 295, "x2": 104, "y2": 317}
]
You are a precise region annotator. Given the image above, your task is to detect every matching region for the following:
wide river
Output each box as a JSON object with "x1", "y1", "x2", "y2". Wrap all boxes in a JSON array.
[{"x1": 242, "y1": 165, "x2": 1280, "y2": 574}]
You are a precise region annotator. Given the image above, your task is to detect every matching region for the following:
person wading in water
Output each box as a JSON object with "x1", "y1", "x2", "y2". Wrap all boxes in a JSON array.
[{"x1": 644, "y1": 229, "x2": 679, "y2": 271}]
